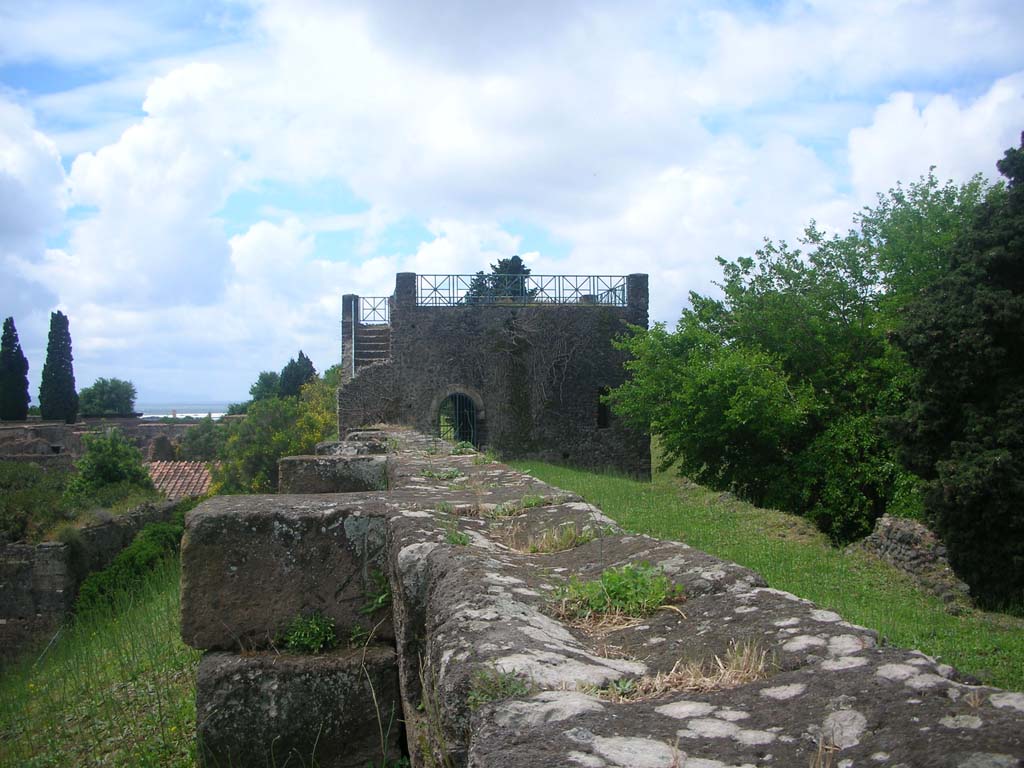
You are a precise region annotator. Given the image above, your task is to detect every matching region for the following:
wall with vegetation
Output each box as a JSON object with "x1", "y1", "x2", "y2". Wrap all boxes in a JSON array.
[{"x1": 0, "y1": 500, "x2": 175, "y2": 666}]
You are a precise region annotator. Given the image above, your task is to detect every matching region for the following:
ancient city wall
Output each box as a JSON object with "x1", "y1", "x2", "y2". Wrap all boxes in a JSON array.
[
  {"x1": 0, "y1": 500, "x2": 177, "y2": 666},
  {"x1": 181, "y1": 429, "x2": 1024, "y2": 767},
  {"x1": 336, "y1": 273, "x2": 651, "y2": 479}
]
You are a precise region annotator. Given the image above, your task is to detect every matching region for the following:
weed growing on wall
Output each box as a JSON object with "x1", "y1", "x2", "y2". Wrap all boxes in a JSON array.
[
  {"x1": 553, "y1": 562, "x2": 683, "y2": 619},
  {"x1": 282, "y1": 612, "x2": 337, "y2": 653},
  {"x1": 467, "y1": 667, "x2": 533, "y2": 710},
  {"x1": 361, "y1": 569, "x2": 392, "y2": 616}
]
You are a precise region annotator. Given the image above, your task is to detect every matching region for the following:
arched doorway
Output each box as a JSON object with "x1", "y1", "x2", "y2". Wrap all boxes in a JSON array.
[{"x1": 438, "y1": 392, "x2": 477, "y2": 446}]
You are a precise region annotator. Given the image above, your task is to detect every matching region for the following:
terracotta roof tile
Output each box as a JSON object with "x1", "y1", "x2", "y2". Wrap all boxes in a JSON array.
[{"x1": 147, "y1": 461, "x2": 213, "y2": 501}]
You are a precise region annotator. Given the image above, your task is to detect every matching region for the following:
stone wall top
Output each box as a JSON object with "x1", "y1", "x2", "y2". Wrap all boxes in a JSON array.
[{"x1": 183, "y1": 428, "x2": 1024, "y2": 767}]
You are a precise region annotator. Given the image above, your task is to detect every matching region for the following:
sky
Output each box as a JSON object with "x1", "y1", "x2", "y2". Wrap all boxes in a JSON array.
[{"x1": 2, "y1": 1, "x2": 1023, "y2": 403}]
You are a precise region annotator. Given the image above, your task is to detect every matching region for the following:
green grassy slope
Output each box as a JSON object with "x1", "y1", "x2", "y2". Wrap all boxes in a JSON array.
[
  {"x1": 510, "y1": 460, "x2": 1024, "y2": 691},
  {"x1": 0, "y1": 558, "x2": 200, "y2": 767}
]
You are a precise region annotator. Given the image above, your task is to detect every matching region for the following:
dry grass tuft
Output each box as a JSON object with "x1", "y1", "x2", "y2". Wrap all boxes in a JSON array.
[
  {"x1": 809, "y1": 735, "x2": 839, "y2": 768},
  {"x1": 602, "y1": 641, "x2": 771, "y2": 702}
]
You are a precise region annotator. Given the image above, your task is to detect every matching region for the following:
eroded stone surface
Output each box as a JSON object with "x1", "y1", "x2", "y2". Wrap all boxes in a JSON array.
[
  {"x1": 196, "y1": 646, "x2": 401, "y2": 768},
  {"x1": 180, "y1": 494, "x2": 392, "y2": 649},
  {"x1": 278, "y1": 454, "x2": 389, "y2": 493}
]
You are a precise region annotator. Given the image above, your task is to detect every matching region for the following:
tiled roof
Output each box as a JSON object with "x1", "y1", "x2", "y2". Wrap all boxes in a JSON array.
[{"x1": 147, "y1": 461, "x2": 213, "y2": 501}]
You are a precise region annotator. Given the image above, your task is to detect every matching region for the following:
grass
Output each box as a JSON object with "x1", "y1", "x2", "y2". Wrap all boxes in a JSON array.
[
  {"x1": 0, "y1": 556, "x2": 200, "y2": 767},
  {"x1": 509, "y1": 459, "x2": 1024, "y2": 691},
  {"x1": 599, "y1": 640, "x2": 770, "y2": 702}
]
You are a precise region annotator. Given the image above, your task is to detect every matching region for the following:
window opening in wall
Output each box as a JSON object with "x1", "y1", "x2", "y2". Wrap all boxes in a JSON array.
[
  {"x1": 597, "y1": 387, "x2": 611, "y2": 429},
  {"x1": 439, "y1": 393, "x2": 476, "y2": 446}
]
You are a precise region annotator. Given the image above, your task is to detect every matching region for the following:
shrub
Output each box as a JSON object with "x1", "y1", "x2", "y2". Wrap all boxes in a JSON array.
[
  {"x1": 282, "y1": 612, "x2": 337, "y2": 653},
  {"x1": 178, "y1": 415, "x2": 228, "y2": 461},
  {"x1": 75, "y1": 521, "x2": 183, "y2": 612},
  {"x1": 64, "y1": 429, "x2": 153, "y2": 508},
  {"x1": 553, "y1": 562, "x2": 683, "y2": 619},
  {"x1": 0, "y1": 461, "x2": 70, "y2": 543}
]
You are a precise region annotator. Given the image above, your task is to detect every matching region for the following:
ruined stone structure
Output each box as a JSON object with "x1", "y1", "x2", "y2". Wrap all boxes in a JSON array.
[
  {"x1": 181, "y1": 429, "x2": 1024, "y2": 767},
  {"x1": 0, "y1": 500, "x2": 177, "y2": 666},
  {"x1": 337, "y1": 272, "x2": 650, "y2": 478},
  {"x1": 0, "y1": 418, "x2": 198, "y2": 464}
]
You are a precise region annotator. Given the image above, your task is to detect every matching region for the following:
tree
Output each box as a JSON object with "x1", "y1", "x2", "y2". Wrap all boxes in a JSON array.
[
  {"x1": 179, "y1": 415, "x2": 229, "y2": 461},
  {"x1": 249, "y1": 371, "x2": 281, "y2": 401},
  {"x1": 464, "y1": 254, "x2": 538, "y2": 303},
  {"x1": 38, "y1": 311, "x2": 78, "y2": 423},
  {"x1": 63, "y1": 428, "x2": 154, "y2": 508},
  {"x1": 279, "y1": 351, "x2": 317, "y2": 398},
  {"x1": 892, "y1": 135, "x2": 1024, "y2": 607},
  {"x1": 79, "y1": 378, "x2": 138, "y2": 417},
  {"x1": 0, "y1": 317, "x2": 30, "y2": 421},
  {"x1": 609, "y1": 171, "x2": 992, "y2": 542}
]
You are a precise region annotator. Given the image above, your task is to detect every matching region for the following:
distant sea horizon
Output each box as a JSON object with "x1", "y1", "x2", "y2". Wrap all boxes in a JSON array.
[{"x1": 136, "y1": 402, "x2": 232, "y2": 419}]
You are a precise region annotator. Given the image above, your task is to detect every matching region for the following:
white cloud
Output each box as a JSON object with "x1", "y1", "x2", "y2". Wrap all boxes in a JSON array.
[
  {"x1": 0, "y1": 2, "x2": 167, "y2": 66},
  {"x1": 0, "y1": 97, "x2": 65, "y2": 328},
  {"x1": 848, "y1": 72, "x2": 1024, "y2": 201},
  {"x1": 6, "y1": 0, "x2": 1024, "y2": 399}
]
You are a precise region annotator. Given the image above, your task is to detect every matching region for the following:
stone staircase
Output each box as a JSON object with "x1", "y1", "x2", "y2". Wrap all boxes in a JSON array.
[{"x1": 354, "y1": 324, "x2": 391, "y2": 372}]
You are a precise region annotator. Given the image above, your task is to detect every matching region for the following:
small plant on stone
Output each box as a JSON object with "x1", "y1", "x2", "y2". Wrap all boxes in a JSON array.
[
  {"x1": 435, "y1": 501, "x2": 453, "y2": 514},
  {"x1": 450, "y1": 441, "x2": 475, "y2": 455},
  {"x1": 527, "y1": 525, "x2": 597, "y2": 554},
  {"x1": 520, "y1": 494, "x2": 545, "y2": 509},
  {"x1": 472, "y1": 449, "x2": 498, "y2": 465},
  {"x1": 349, "y1": 623, "x2": 371, "y2": 648},
  {"x1": 604, "y1": 677, "x2": 637, "y2": 700},
  {"x1": 282, "y1": 612, "x2": 337, "y2": 653},
  {"x1": 552, "y1": 562, "x2": 683, "y2": 620},
  {"x1": 422, "y1": 467, "x2": 462, "y2": 481},
  {"x1": 443, "y1": 520, "x2": 470, "y2": 547},
  {"x1": 467, "y1": 667, "x2": 533, "y2": 710},
  {"x1": 487, "y1": 500, "x2": 520, "y2": 518},
  {"x1": 361, "y1": 570, "x2": 392, "y2": 616}
]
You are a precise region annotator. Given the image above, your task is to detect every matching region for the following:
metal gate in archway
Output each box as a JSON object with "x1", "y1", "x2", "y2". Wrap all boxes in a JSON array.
[{"x1": 438, "y1": 393, "x2": 476, "y2": 446}]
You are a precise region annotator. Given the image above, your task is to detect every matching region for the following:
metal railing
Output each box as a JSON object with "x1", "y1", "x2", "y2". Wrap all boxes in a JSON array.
[
  {"x1": 358, "y1": 296, "x2": 390, "y2": 324},
  {"x1": 416, "y1": 274, "x2": 628, "y2": 307}
]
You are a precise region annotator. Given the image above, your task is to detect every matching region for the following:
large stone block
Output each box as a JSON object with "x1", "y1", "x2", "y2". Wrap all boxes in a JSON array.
[
  {"x1": 180, "y1": 495, "x2": 392, "y2": 651},
  {"x1": 278, "y1": 454, "x2": 389, "y2": 493},
  {"x1": 197, "y1": 645, "x2": 402, "y2": 768}
]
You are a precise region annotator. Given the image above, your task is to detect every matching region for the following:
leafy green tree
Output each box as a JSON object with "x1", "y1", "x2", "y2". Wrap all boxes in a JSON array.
[
  {"x1": 213, "y1": 373, "x2": 338, "y2": 493},
  {"x1": 610, "y1": 171, "x2": 992, "y2": 542},
  {"x1": 178, "y1": 415, "x2": 228, "y2": 461},
  {"x1": 892, "y1": 135, "x2": 1024, "y2": 606},
  {"x1": 249, "y1": 371, "x2": 281, "y2": 401},
  {"x1": 279, "y1": 351, "x2": 316, "y2": 398},
  {"x1": 0, "y1": 317, "x2": 30, "y2": 421},
  {"x1": 78, "y1": 378, "x2": 138, "y2": 417},
  {"x1": 63, "y1": 429, "x2": 154, "y2": 507},
  {"x1": 464, "y1": 254, "x2": 537, "y2": 303},
  {"x1": 39, "y1": 311, "x2": 78, "y2": 423}
]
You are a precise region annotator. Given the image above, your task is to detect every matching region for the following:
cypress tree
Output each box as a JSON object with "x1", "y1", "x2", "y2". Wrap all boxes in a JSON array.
[
  {"x1": 38, "y1": 311, "x2": 79, "y2": 423},
  {"x1": 279, "y1": 351, "x2": 317, "y2": 398},
  {"x1": 0, "y1": 317, "x2": 30, "y2": 421}
]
